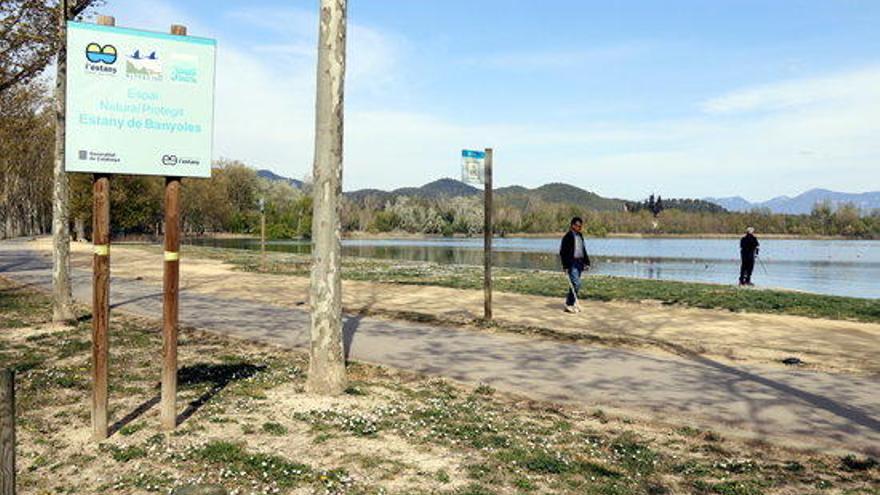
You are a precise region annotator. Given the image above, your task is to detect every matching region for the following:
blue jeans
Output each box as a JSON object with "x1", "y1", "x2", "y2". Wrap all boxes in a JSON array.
[{"x1": 566, "y1": 260, "x2": 585, "y2": 306}]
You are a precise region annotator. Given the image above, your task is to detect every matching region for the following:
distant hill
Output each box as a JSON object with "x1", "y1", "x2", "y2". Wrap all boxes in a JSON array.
[
  {"x1": 394, "y1": 178, "x2": 481, "y2": 199},
  {"x1": 705, "y1": 189, "x2": 880, "y2": 214},
  {"x1": 347, "y1": 178, "x2": 627, "y2": 212},
  {"x1": 498, "y1": 182, "x2": 625, "y2": 212},
  {"x1": 257, "y1": 169, "x2": 304, "y2": 189}
]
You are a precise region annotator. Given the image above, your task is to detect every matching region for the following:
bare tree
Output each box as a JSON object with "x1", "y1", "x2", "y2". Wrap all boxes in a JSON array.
[{"x1": 306, "y1": 0, "x2": 347, "y2": 395}]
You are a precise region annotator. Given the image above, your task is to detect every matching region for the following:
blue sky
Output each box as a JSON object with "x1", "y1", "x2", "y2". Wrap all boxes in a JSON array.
[{"x1": 106, "y1": 0, "x2": 880, "y2": 201}]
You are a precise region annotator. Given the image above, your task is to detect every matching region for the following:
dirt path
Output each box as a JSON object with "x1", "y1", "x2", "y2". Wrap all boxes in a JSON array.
[
  {"x1": 2, "y1": 238, "x2": 880, "y2": 455},
  {"x1": 46, "y1": 239, "x2": 880, "y2": 374}
]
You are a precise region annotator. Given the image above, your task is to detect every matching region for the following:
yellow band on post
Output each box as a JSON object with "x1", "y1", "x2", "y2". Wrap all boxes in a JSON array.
[
  {"x1": 164, "y1": 251, "x2": 179, "y2": 261},
  {"x1": 94, "y1": 244, "x2": 109, "y2": 256}
]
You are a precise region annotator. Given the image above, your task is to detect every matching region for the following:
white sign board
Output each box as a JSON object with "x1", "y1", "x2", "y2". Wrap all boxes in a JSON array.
[
  {"x1": 65, "y1": 21, "x2": 216, "y2": 178},
  {"x1": 461, "y1": 149, "x2": 486, "y2": 185}
]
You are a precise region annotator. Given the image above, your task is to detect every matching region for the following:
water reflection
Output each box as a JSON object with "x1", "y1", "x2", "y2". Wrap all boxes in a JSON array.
[{"x1": 184, "y1": 237, "x2": 880, "y2": 299}]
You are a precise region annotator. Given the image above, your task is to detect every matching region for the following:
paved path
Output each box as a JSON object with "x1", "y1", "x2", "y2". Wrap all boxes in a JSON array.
[{"x1": 1, "y1": 240, "x2": 878, "y2": 455}]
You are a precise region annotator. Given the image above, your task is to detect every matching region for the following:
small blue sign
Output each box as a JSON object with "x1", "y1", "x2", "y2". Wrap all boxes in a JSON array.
[{"x1": 462, "y1": 149, "x2": 486, "y2": 159}]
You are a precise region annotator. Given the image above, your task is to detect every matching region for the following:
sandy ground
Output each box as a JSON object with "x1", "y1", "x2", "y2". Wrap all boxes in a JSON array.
[{"x1": 39, "y1": 239, "x2": 880, "y2": 375}]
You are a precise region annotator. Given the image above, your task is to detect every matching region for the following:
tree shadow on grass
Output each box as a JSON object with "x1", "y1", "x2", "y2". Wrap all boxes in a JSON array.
[{"x1": 109, "y1": 362, "x2": 266, "y2": 436}]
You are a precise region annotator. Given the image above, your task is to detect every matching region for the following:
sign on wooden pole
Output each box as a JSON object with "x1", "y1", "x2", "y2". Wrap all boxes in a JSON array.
[
  {"x1": 461, "y1": 149, "x2": 494, "y2": 320},
  {"x1": 483, "y1": 148, "x2": 494, "y2": 320},
  {"x1": 64, "y1": 15, "x2": 215, "y2": 436}
]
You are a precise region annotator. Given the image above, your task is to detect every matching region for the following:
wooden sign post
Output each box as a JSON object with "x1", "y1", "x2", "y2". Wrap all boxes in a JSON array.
[
  {"x1": 89, "y1": 16, "x2": 114, "y2": 442},
  {"x1": 160, "y1": 24, "x2": 187, "y2": 431},
  {"x1": 259, "y1": 198, "x2": 266, "y2": 271},
  {"x1": 483, "y1": 148, "x2": 493, "y2": 321}
]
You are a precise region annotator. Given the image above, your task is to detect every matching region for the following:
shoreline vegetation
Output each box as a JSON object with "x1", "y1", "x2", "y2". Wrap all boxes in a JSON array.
[
  {"x1": 293, "y1": 231, "x2": 870, "y2": 241},
  {"x1": 6, "y1": 158, "x2": 879, "y2": 241},
  {"x1": 181, "y1": 245, "x2": 880, "y2": 324},
  {"x1": 3, "y1": 278, "x2": 878, "y2": 494}
]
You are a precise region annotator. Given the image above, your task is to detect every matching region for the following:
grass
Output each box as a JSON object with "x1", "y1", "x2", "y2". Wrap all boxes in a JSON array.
[
  {"x1": 184, "y1": 245, "x2": 880, "y2": 323},
  {"x1": 2, "y1": 276, "x2": 878, "y2": 494}
]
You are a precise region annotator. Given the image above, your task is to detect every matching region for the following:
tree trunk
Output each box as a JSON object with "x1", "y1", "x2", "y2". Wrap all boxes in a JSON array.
[
  {"x1": 306, "y1": 0, "x2": 347, "y2": 395},
  {"x1": 74, "y1": 217, "x2": 85, "y2": 241},
  {"x1": 52, "y1": 2, "x2": 76, "y2": 323}
]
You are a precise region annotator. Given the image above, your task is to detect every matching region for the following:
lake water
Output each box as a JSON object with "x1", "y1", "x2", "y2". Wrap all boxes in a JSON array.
[{"x1": 185, "y1": 236, "x2": 880, "y2": 299}]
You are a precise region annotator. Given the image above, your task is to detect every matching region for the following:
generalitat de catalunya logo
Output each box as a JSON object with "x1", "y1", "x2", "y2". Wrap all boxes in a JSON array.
[{"x1": 84, "y1": 43, "x2": 118, "y2": 74}]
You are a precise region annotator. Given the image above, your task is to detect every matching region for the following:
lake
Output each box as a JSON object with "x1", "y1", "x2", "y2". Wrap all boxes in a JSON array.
[{"x1": 185, "y1": 236, "x2": 880, "y2": 299}]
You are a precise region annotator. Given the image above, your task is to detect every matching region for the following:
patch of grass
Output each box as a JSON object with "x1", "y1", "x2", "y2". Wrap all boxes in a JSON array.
[
  {"x1": 294, "y1": 410, "x2": 380, "y2": 437},
  {"x1": 473, "y1": 383, "x2": 495, "y2": 396},
  {"x1": 609, "y1": 433, "x2": 658, "y2": 474},
  {"x1": 344, "y1": 384, "x2": 368, "y2": 396},
  {"x1": 262, "y1": 421, "x2": 288, "y2": 436},
  {"x1": 194, "y1": 441, "x2": 311, "y2": 487},
  {"x1": 436, "y1": 469, "x2": 451, "y2": 483},
  {"x1": 118, "y1": 422, "x2": 146, "y2": 436},
  {"x1": 101, "y1": 444, "x2": 148, "y2": 463},
  {"x1": 193, "y1": 441, "x2": 352, "y2": 490},
  {"x1": 694, "y1": 480, "x2": 765, "y2": 495},
  {"x1": 456, "y1": 483, "x2": 497, "y2": 495}
]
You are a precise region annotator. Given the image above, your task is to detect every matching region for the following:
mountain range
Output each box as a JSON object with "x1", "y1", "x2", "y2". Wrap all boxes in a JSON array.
[
  {"x1": 703, "y1": 189, "x2": 880, "y2": 215},
  {"x1": 342, "y1": 178, "x2": 629, "y2": 211},
  {"x1": 257, "y1": 169, "x2": 878, "y2": 215}
]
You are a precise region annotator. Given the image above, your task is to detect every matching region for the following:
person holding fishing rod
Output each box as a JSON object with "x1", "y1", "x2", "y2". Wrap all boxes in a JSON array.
[
  {"x1": 560, "y1": 217, "x2": 591, "y2": 313},
  {"x1": 739, "y1": 227, "x2": 761, "y2": 286}
]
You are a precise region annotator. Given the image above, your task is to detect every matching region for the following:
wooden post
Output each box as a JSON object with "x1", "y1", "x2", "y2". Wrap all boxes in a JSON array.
[
  {"x1": 90, "y1": 17, "x2": 114, "y2": 444},
  {"x1": 0, "y1": 370, "x2": 14, "y2": 495},
  {"x1": 160, "y1": 177, "x2": 181, "y2": 430},
  {"x1": 160, "y1": 23, "x2": 188, "y2": 431},
  {"x1": 260, "y1": 199, "x2": 266, "y2": 271},
  {"x1": 91, "y1": 173, "x2": 110, "y2": 441},
  {"x1": 483, "y1": 148, "x2": 493, "y2": 321}
]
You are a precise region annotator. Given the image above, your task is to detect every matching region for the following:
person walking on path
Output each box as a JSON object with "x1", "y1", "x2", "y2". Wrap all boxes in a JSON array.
[
  {"x1": 739, "y1": 227, "x2": 760, "y2": 286},
  {"x1": 559, "y1": 217, "x2": 591, "y2": 313}
]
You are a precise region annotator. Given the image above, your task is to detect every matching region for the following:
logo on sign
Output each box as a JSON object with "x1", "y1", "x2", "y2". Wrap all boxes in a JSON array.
[
  {"x1": 162, "y1": 154, "x2": 178, "y2": 166},
  {"x1": 170, "y1": 53, "x2": 198, "y2": 83},
  {"x1": 126, "y1": 49, "x2": 163, "y2": 81},
  {"x1": 84, "y1": 43, "x2": 118, "y2": 75},
  {"x1": 461, "y1": 149, "x2": 486, "y2": 185},
  {"x1": 86, "y1": 43, "x2": 117, "y2": 64}
]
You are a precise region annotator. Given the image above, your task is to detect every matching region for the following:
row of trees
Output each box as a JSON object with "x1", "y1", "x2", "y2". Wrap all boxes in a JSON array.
[
  {"x1": 5, "y1": 142, "x2": 878, "y2": 241},
  {"x1": 64, "y1": 160, "x2": 312, "y2": 240},
  {"x1": 0, "y1": 85, "x2": 54, "y2": 239},
  {"x1": 342, "y1": 194, "x2": 879, "y2": 239}
]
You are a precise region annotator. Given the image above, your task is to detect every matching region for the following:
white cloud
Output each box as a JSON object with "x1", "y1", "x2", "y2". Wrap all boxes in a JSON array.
[{"x1": 701, "y1": 66, "x2": 880, "y2": 114}]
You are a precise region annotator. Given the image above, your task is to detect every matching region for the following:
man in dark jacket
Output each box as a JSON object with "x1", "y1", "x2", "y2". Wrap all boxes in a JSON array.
[
  {"x1": 559, "y1": 217, "x2": 591, "y2": 312},
  {"x1": 739, "y1": 227, "x2": 760, "y2": 286}
]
